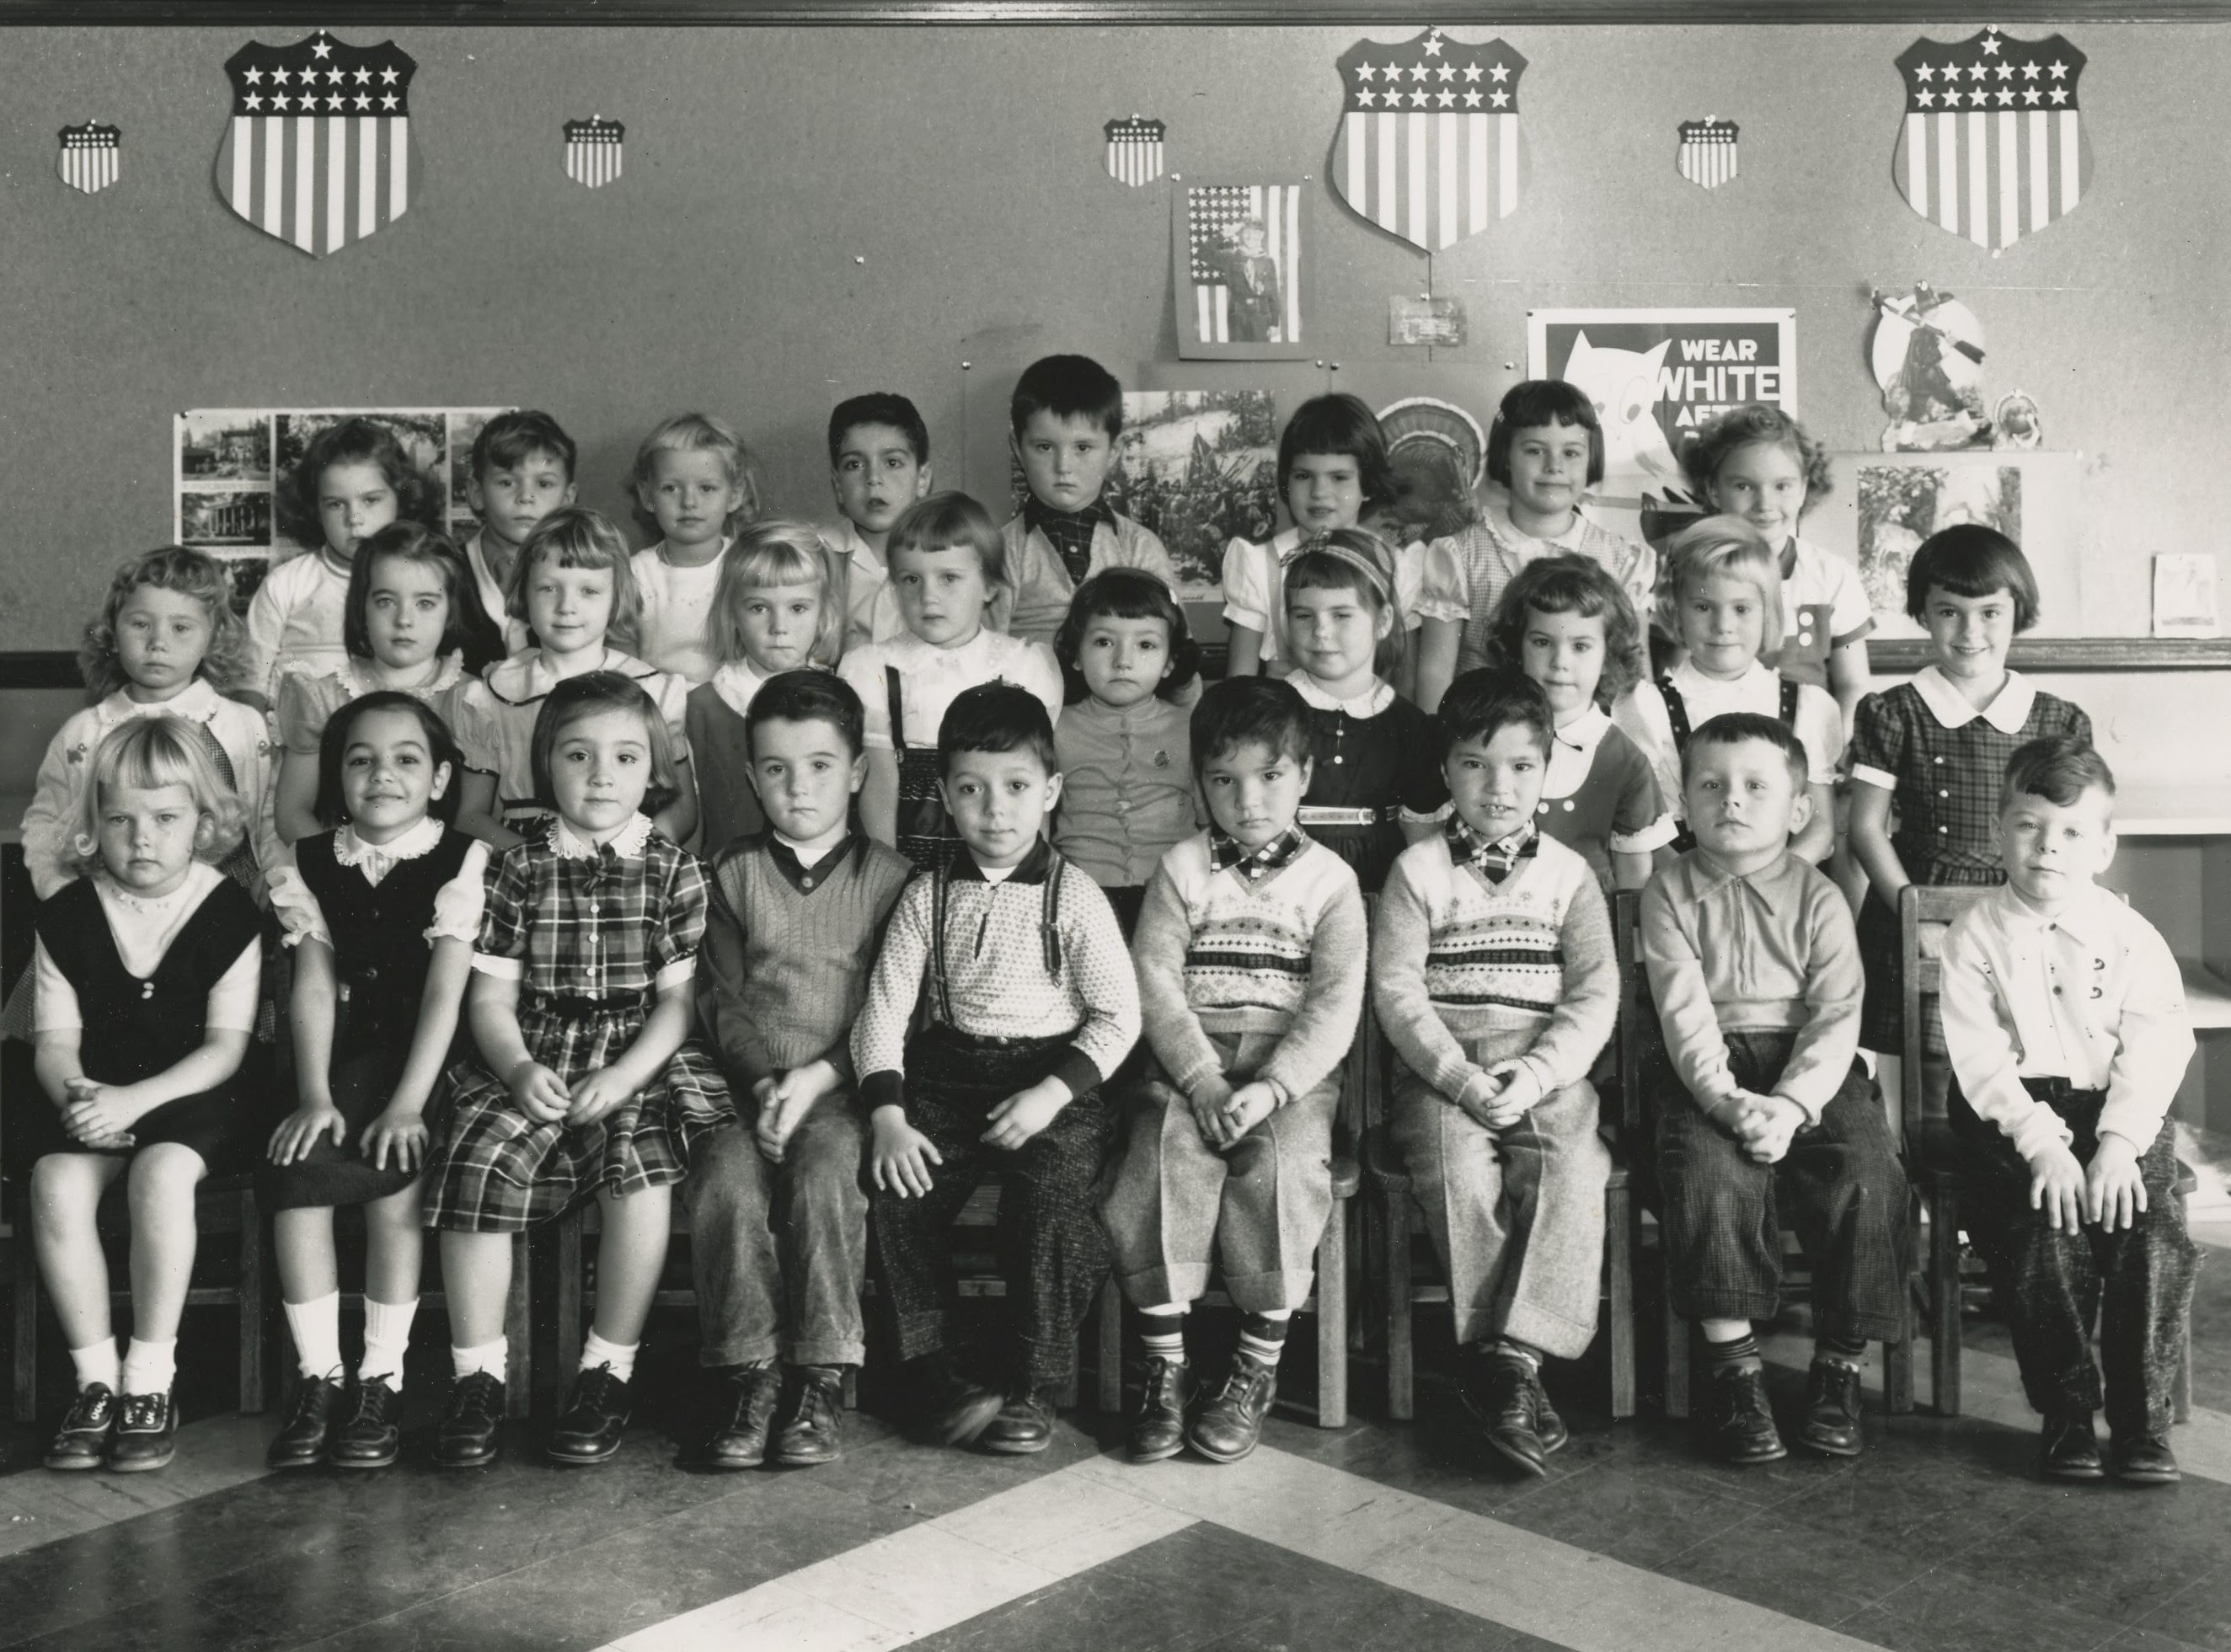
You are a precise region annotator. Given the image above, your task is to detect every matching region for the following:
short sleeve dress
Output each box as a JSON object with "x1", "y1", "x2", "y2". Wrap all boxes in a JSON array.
[{"x1": 274, "y1": 654, "x2": 500, "y2": 780}]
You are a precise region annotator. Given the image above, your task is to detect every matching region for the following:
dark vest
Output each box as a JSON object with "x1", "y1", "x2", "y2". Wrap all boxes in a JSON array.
[{"x1": 295, "y1": 828, "x2": 477, "y2": 1055}]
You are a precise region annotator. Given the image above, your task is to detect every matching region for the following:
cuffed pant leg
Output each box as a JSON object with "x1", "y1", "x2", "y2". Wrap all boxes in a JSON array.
[
  {"x1": 1493, "y1": 1079, "x2": 1612, "y2": 1361},
  {"x1": 775, "y1": 1095, "x2": 871, "y2": 1368},
  {"x1": 1099, "y1": 1075, "x2": 1224, "y2": 1311},
  {"x1": 1388, "y1": 1070, "x2": 1507, "y2": 1347},
  {"x1": 2097, "y1": 1129, "x2": 2202, "y2": 1438},
  {"x1": 1780, "y1": 1063, "x2": 1909, "y2": 1345},
  {"x1": 1658, "y1": 1099, "x2": 1782, "y2": 1324},
  {"x1": 682, "y1": 1124, "x2": 783, "y2": 1368},
  {"x1": 1217, "y1": 1072, "x2": 1337, "y2": 1316},
  {"x1": 1000, "y1": 1091, "x2": 1115, "y2": 1391}
]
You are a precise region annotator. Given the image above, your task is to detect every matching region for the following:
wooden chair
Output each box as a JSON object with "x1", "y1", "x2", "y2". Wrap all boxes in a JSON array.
[{"x1": 1900, "y1": 884, "x2": 2195, "y2": 1420}]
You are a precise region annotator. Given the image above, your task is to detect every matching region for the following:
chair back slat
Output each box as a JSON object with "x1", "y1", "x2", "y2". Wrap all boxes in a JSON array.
[
  {"x1": 1613, "y1": 888, "x2": 1647, "y2": 1133},
  {"x1": 1898, "y1": 883, "x2": 1991, "y2": 1136}
]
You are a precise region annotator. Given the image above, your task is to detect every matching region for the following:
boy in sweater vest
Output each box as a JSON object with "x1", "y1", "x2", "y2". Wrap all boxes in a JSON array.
[
  {"x1": 690, "y1": 671, "x2": 914, "y2": 1469},
  {"x1": 1373, "y1": 671, "x2": 1618, "y2": 1476},
  {"x1": 1102, "y1": 676, "x2": 1367, "y2": 1466}
]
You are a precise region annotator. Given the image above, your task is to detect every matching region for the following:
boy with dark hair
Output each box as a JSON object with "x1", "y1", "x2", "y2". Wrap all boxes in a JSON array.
[
  {"x1": 1373, "y1": 670, "x2": 1618, "y2": 1475},
  {"x1": 1642, "y1": 711, "x2": 1907, "y2": 1465},
  {"x1": 823, "y1": 393, "x2": 934, "y2": 654},
  {"x1": 853, "y1": 682, "x2": 1140, "y2": 1454},
  {"x1": 1102, "y1": 676, "x2": 1366, "y2": 1465},
  {"x1": 688, "y1": 671, "x2": 914, "y2": 1470},
  {"x1": 463, "y1": 410, "x2": 579, "y2": 669},
  {"x1": 1004, "y1": 354, "x2": 1179, "y2": 644},
  {"x1": 1940, "y1": 736, "x2": 2199, "y2": 1484}
]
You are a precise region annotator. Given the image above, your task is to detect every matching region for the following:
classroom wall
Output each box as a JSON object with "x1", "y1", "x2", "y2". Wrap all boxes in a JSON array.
[{"x1": 3, "y1": 19, "x2": 2228, "y2": 653}]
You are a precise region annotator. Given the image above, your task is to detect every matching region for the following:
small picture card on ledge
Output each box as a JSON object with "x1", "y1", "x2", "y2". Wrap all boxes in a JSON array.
[{"x1": 2153, "y1": 554, "x2": 2220, "y2": 639}]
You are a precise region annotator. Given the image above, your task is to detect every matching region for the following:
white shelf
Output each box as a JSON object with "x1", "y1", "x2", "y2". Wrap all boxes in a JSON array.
[{"x1": 2113, "y1": 788, "x2": 2231, "y2": 837}]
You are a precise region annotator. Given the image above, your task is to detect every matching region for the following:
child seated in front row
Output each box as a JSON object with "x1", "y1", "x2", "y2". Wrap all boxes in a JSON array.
[
  {"x1": 823, "y1": 393, "x2": 934, "y2": 655},
  {"x1": 688, "y1": 671, "x2": 915, "y2": 1471},
  {"x1": 1103, "y1": 676, "x2": 1366, "y2": 1466},
  {"x1": 853, "y1": 683, "x2": 1141, "y2": 1455},
  {"x1": 1373, "y1": 671, "x2": 1618, "y2": 1477},
  {"x1": 838, "y1": 492, "x2": 1065, "y2": 869},
  {"x1": 26, "y1": 719, "x2": 264, "y2": 1474},
  {"x1": 1003, "y1": 355, "x2": 1179, "y2": 646},
  {"x1": 1641, "y1": 712, "x2": 1907, "y2": 1465},
  {"x1": 1939, "y1": 737, "x2": 2200, "y2": 1486},
  {"x1": 1051, "y1": 569, "x2": 1205, "y2": 938}
]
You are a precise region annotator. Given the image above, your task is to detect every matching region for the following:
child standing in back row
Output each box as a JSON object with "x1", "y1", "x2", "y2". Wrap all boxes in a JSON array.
[
  {"x1": 460, "y1": 411, "x2": 579, "y2": 672},
  {"x1": 630, "y1": 414, "x2": 762, "y2": 685},
  {"x1": 823, "y1": 393, "x2": 935, "y2": 655}
]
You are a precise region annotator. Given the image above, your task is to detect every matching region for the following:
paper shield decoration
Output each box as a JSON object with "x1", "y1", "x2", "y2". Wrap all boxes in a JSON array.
[
  {"x1": 1677, "y1": 119, "x2": 1739, "y2": 190},
  {"x1": 1105, "y1": 116, "x2": 1166, "y2": 187},
  {"x1": 1894, "y1": 25, "x2": 2090, "y2": 250},
  {"x1": 57, "y1": 122, "x2": 122, "y2": 194},
  {"x1": 216, "y1": 30, "x2": 417, "y2": 257},
  {"x1": 1330, "y1": 27, "x2": 1525, "y2": 252},
  {"x1": 565, "y1": 117, "x2": 625, "y2": 188}
]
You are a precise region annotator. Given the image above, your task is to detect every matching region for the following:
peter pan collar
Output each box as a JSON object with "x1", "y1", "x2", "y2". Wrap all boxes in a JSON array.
[
  {"x1": 551, "y1": 812, "x2": 654, "y2": 860},
  {"x1": 1553, "y1": 705, "x2": 1612, "y2": 756},
  {"x1": 486, "y1": 647, "x2": 643, "y2": 706},
  {"x1": 97, "y1": 678, "x2": 222, "y2": 729},
  {"x1": 1913, "y1": 666, "x2": 2036, "y2": 734},
  {"x1": 334, "y1": 816, "x2": 445, "y2": 872},
  {"x1": 1290, "y1": 673, "x2": 1395, "y2": 718},
  {"x1": 344, "y1": 653, "x2": 464, "y2": 699}
]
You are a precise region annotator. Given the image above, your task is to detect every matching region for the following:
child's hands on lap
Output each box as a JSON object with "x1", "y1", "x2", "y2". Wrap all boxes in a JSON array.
[
  {"x1": 1475, "y1": 1062, "x2": 1543, "y2": 1131},
  {"x1": 61, "y1": 1079, "x2": 137, "y2": 1150},
  {"x1": 1188, "y1": 1074, "x2": 1235, "y2": 1148},
  {"x1": 2084, "y1": 1134, "x2": 2148, "y2": 1231},
  {"x1": 1218, "y1": 1082, "x2": 1278, "y2": 1145},
  {"x1": 564, "y1": 1067, "x2": 636, "y2": 1127},
  {"x1": 983, "y1": 1078, "x2": 1069, "y2": 1152},
  {"x1": 756, "y1": 1061, "x2": 839, "y2": 1163},
  {"x1": 507, "y1": 1059, "x2": 572, "y2": 1123},
  {"x1": 2029, "y1": 1141, "x2": 2087, "y2": 1232},
  {"x1": 361, "y1": 1106, "x2": 429, "y2": 1173},
  {"x1": 270, "y1": 1096, "x2": 348, "y2": 1163},
  {"x1": 1732, "y1": 1093, "x2": 1806, "y2": 1165},
  {"x1": 871, "y1": 1105, "x2": 942, "y2": 1196}
]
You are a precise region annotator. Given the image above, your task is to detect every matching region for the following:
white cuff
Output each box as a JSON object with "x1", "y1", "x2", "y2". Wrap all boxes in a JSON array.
[
  {"x1": 471, "y1": 953, "x2": 524, "y2": 979},
  {"x1": 1850, "y1": 763, "x2": 1897, "y2": 791},
  {"x1": 654, "y1": 956, "x2": 697, "y2": 992}
]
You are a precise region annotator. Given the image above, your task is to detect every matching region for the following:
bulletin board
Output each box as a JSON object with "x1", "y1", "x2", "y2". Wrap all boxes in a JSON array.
[{"x1": 2, "y1": 20, "x2": 2227, "y2": 651}]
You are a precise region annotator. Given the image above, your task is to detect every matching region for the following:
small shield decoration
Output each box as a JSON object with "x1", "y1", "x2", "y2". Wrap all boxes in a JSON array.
[
  {"x1": 1894, "y1": 25, "x2": 2091, "y2": 250},
  {"x1": 1330, "y1": 27, "x2": 1526, "y2": 253},
  {"x1": 565, "y1": 116, "x2": 625, "y2": 188},
  {"x1": 57, "y1": 122, "x2": 121, "y2": 194},
  {"x1": 216, "y1": 30, "x2": 418, "y2": 257},
  {"x1": 1104, "y1": 116, "x2": 1166, "y2": 187},
  {"x1": 1677, "y1": 118, "x2": 1739, "y2": 190}
]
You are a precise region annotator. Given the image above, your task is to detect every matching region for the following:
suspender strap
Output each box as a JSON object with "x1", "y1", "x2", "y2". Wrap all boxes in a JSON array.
[
  {"x1": 885, "y1": 666, "x2": 908, "y2": 760},
  {"x1": 1778, "y1": 674, "x2": 1800, "y2": 726},
  {"x1": 928, "y1": 848, "x2": 1067, "y2": 1030},
  {"x1": 1658, "y1": 675, "x2": 1692, "y2": 753}
]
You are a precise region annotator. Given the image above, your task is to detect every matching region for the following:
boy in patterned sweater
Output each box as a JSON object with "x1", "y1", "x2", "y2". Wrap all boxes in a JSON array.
[
  {"x1": 689, "y1": 671, "x2": 914, "y2": 1471},
  {"x1": 1102, "y1": 676, "x2": 1367, "y2": 1466},
  {"x1": 1373, "y1": 671, "x2": 1618, "y2": 1475},
  {"x1": 853, "y1": 682, "x2": 1141, "y2": 1455}
]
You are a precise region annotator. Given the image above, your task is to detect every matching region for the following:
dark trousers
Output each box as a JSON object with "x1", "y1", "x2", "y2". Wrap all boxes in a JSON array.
[
  {"x1": 1652, "y1": 1029, "x2": 1908, "y2": 1342},
  {"x1": 869, "y1": 1024, "x2": 1114, "y2": 1389},
  {"x1": 1951, "y1": 1079, "x2": 2201, "y2": 1435}
]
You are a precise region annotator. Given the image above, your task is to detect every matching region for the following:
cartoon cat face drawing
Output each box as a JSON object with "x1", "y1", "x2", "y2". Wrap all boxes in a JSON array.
[{"x1": 1562, "y1": 332, "x2": 1686, "y2": 494}]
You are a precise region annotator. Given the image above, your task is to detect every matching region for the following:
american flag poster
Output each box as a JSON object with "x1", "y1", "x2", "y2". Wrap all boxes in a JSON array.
[
  {"x1": 1173, "y1": 181, "x2": 1308, "y2": 361},
  {"x1": 1893, "y1": 26, "x2": 2090, "y2": 250},
  {"x1": 1105, "y1": 116, "x2": 1166, "y2": 187},
  {"x1": 1330, "y1": 28, "x2": 1526, "y2": 254},
  {"x1": 57, "y1": 123, "x2": 121, "y2": 195},
  {"x1": 1677, "y1": 119, "x2": 1739, "y2": 190},
  {"x1": 565, "y1": 117, "x2": 626, "y2": 188},
  {"x1": 215, "y1": 30, "x2": 416, "y2": 258}
]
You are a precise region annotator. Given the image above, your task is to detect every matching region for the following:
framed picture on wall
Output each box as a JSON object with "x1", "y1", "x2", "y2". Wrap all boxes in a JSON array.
[{"x1": 1172, "y1": 179, "x2": 1312, "y2": 361}]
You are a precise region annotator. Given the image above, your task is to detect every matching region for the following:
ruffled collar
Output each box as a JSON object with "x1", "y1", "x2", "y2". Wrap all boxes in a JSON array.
[
  {"x1": 97, "y1": 678, "x2": 222, "y2": 729},
  {"x1": 551, "y1": 812, "x2": 654, "y2": 860},
  {"x1": 334, "y1": 816, "x2": 444, "y2": 870}
]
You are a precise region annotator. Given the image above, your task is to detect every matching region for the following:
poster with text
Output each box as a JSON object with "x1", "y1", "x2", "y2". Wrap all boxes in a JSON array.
[{"x1": 1525, "y1": 308, "x2": 1796, "y2": 509}]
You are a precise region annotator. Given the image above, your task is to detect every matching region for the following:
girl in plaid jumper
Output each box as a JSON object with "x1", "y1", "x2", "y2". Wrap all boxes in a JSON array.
[{"x1": 423, "y1": 672, "x2": 734, "y2": 1469}]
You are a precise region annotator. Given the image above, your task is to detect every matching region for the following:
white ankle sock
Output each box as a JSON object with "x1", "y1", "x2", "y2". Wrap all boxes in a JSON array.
[
  {"x1": 120, "y1": 1337, "x2": 177, "y2": 1397},
  {"x1": 283, "y1": 1291, "x2": 345, "y2": 1380},
  {"x1": 452, "y1": 1338, "x2": 506, "y2": 1383},
  {"x1": 70, "y1": 1339, "x2": 120, "y2": 1393},
  {"x1": 359, "y1": 1297, "x2": 418, "y2": 1388},
  {"x1": 580, "y1": 1331, "x2": 638, "y2": 1383}
]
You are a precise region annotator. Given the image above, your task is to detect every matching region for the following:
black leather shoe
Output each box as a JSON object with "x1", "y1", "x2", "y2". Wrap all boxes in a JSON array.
[
  {"x1": 1800, "y1": 1361, "x2": 1865, "y2": 1458},
  {"x1": 2039, "y1": 1412, "x2": 2105, "y2": 1481},
  {"x1": 548, "y1": 1365, "x2": 632, "y2": 1464},
  {"x1": 1127, "y1": 1357, "x2": 1190, "y2": 1462},
  {"x1": 704, "y1": 1364, "x2": 784, "y2": 1470},
  {"x1": 1704, "y1": 1365, "x2": 1786, "y2": 1465},
  {"x1": 45, "y1": 1383, "x2": 116, "y2": 1472},
  {"x1": 1188, "y1": 1351, "x2": 1276, "y2": 1464},
  {"x1": 2109, "y1": 1431, "x2": 2180, "y2": 1486},
  {"x1": 267, "y1": 1372, "x2": 345, "y2": 1470},
  {"x1": 329, "y1": 1375, "x2": 403, "y2": 1469},
  {"x1": 436, "y1": 1371, "x2": 506, "y2": 1468},
  {"x1": 107, "y1": 1390, "x2": 175, "y2": 1473},
  {"x1": 1533, "y1": 1369, "x2": 1570, "y2": 1456},
  {"x1": 982, "y1": 1388, "x2": 1057, "y2": 1455},
  {"x1": 773, "y1": 1366, "x2": 846, "y2": 1467},
  {"x1": 1469, "y1": 1353, "x2": 1549, "y2": 1477},
  {"x1": 907, "y1": 1353, "x2": 1003, "y2": 1448}
]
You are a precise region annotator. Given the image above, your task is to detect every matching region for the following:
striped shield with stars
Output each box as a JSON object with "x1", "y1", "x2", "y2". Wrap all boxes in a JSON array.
[
  {"x1": 57, "y1": 122, "x2": 122, "y2": 194},
  {"x1": 1893, "y1": 25, "x2": 2090, "y2": 250},
  {"x1": 1104, "y1": 116, "x2": 1166, "y2": 187},
  {"x1": 215, "y1": 29, "x2": 418, "y2": 257},
  {"x1": 1330, "y1": 27, "x2": 1526, "y2": 253},
  {"x1": 564, "y1": 117, "x2": 625, "y2": 188},
  {"x1": 1677, "y1": 119, "x2": 1739, "y2": 190}
]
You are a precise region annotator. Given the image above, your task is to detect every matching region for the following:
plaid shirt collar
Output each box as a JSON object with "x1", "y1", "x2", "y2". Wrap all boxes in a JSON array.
[
  {"x1": 1446, "y1": 814, "x2": 1538, "y2": 885},
  {"x1": 1023, "y1": 494, "x2": 1117, "y2": 584},
  {"x1": 550, "y1": 812, "x2": 653, "y2": 862},
  {"x1": 1208, "y1": 826, "x2": 1310, "y2": 885}
]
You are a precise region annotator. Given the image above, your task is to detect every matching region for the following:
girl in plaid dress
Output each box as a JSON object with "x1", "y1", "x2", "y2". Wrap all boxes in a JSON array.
[
  {"x1": 1847, "y1": 527, "x2": 2090, "y2": 1109},
  {"x1": 424, "y1": 671, "x2": 734, "y2": 1469}
]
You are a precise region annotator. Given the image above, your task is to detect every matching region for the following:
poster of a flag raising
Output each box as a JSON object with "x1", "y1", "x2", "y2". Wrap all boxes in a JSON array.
[
  {"x1": 1172, "y1": 180, "x2": 1309, "y2": 360},
  {"x1": 215, "y1": 29, "x2": 417, "y2": 257},
  {"x1": 1330, "y1": 27, "x2": 1526, "y2": 254},
  {"x1": 1893, "y1": 25, "x2": 2090, "y2": 250}
]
